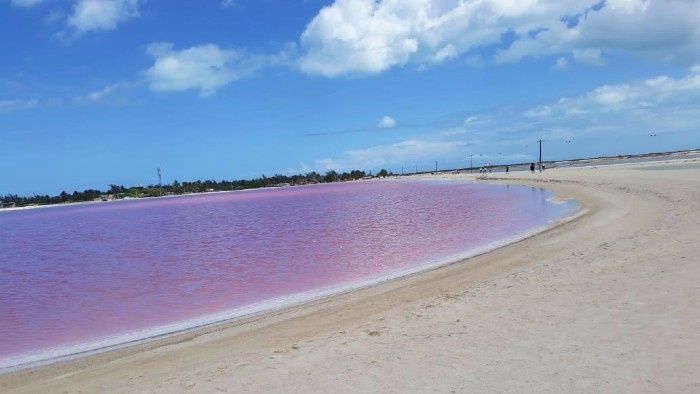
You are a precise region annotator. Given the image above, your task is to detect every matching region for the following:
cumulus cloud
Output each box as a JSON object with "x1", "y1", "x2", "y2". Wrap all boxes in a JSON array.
[
  {"x1": 67, "y1": 0, "x2": 141, "y2": 33},
  {"x1": 0, "y1": 98, "x2": 38, "y2": 112},
  {"x1": 496, "y1": 1, "x2": 700, "y2": 65},
  {"x1": 143, "y1": 42, "x2": 293, "y2": 96},
  {"x1": 525, "y1": 65, "x2": 700, "y2": 117},
  {"x1": 377, "y1": 115, "x2": 397, "y2": 128},
  {"x1": 298, "y1": 0, "x2": 700, "y2": 76},
  {"x1": 144, "y1": 43, "x2": 237, "y2": 96}
]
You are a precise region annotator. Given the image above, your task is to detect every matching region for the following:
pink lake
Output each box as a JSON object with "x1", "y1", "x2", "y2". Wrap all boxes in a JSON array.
[{"x1": 0, "y1": 180, "x2": 578, "y2": 370}]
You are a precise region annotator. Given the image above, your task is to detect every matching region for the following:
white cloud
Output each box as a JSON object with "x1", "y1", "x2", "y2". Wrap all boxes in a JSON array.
[
  {"x1": 143, "y1": 42, "x2": 293, "y2": 96},
  {"x1": 524, "y1": 105, "x2": 553, "y2": 118},
  {"x1": 80, "y1": 81, "x2": 137, "y2": 101},
  {"x1": 348, "y1": 139, "x2": 464, "y2": 167},
  {"x1": 308, "y1": 139, "x2": 465, "y2": 171},
  {"x1": 496, "y1": 0, "x2": 700, "y2": 65},
  {"x1": 144, "y1": 43, "x2": 240, "y2": 97},
  {"x1": 377, "y1": 115, "x2": 396, "y2": 128},
  {"x1": 299, "y1": 0, "x2": 700, "y2": 76},
  {"x1": 86, "y1": 84, "x2": 119, "y2": 101},
  {"x1": 11, "y1": 0, "x2": 43, "y2": 7},
  {"x1": 0, "y1": 98, "x2": 38, "y2": 112},
  {"x1": 67, "y1": 0, "x2": 141, "y2": 33},
  {"x1": 572, "y1": 49, "x2": 604, "y2": 66},
  {"x1": 145, "y1": 43, "x2": 237, "y2": 96},
  {"x1": 526, "y1": 65, "x2": 700, "y2": 117}
]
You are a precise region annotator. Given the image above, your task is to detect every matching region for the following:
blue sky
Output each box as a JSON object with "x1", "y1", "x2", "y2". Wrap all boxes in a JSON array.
[{"x1": 1, "y1": 0, "x2": 699, "y2": 195}]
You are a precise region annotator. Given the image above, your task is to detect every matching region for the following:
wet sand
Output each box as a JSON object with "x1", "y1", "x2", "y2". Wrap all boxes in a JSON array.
[{"x1": 1, "y1": 156, "x2": 699, "y2": 393}]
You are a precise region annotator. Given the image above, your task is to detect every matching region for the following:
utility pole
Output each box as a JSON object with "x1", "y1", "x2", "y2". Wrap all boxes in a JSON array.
[
  {"x1": 470, "y1": 154, "x2": 473, "y2": 173},
  {"x1": 435, "y1": 161, "x2": 438, "y2": 174},
  {"x1": 538, "y1": 139, "x2": 543, "y2": 169},
  {"x1": 157, "y1": 167, "x2": 163, "y2": 197}
]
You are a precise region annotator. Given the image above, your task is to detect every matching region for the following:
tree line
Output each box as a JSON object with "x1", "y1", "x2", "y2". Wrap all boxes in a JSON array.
[{"x1": 1, "y1": 169, "x2": 394, "y2": 208}]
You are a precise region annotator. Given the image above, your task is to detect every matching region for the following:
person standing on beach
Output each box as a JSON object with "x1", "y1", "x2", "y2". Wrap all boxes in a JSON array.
[
  {"x1": 506, "y1": 165, "x2": 510, "y2": 174},
  {"x1": 530, "y1": 163, "x2": 535, "y2": 173}
]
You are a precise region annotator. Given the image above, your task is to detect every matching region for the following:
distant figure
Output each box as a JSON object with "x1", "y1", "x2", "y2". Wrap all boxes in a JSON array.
[
  {"x1": 530, "y1": 163, "x2": 535, "y2": 173},
  {"x1": 505, "y1": 165, "x2": 509, "y2": 174},
  {"x1": 542, "y1": 164, "x2": 546, "y2": 172}
]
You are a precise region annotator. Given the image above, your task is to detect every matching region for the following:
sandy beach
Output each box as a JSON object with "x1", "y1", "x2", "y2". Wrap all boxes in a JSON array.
[{"x1": 2, "y1": 155, "x2": 699, "y2": 393}]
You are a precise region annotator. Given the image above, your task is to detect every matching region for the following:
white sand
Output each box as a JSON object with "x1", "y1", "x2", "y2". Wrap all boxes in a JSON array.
[{"x1": 1, "y1": 157, "x2": 699, "y2": 393}]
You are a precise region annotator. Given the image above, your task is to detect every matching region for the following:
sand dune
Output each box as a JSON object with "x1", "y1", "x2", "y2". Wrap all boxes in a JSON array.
[{"x1": 2, "y1": 157, "x2": 699, "y2": 393}]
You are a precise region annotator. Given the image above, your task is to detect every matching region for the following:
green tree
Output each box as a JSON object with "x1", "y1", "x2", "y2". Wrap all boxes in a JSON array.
[{"x1": 323, "y1": 170, "x2": 338, "y2": 183}]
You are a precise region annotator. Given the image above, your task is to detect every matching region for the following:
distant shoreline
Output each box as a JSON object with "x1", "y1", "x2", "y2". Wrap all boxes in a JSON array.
[
  {"x1": 0, "y1": 181, "x2": 350, "y2": 213},
  {"x1": 2, "y1": 148, "x2": 698, "y2": 212},
  {"x1": 0, "y1": 185, "x2": 280, "y2": 213}
]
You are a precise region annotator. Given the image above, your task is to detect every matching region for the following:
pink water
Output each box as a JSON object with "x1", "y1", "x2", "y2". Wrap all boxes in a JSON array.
[{"x1": 0, "y1": 180, "x2": 577, "y2": 369}]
